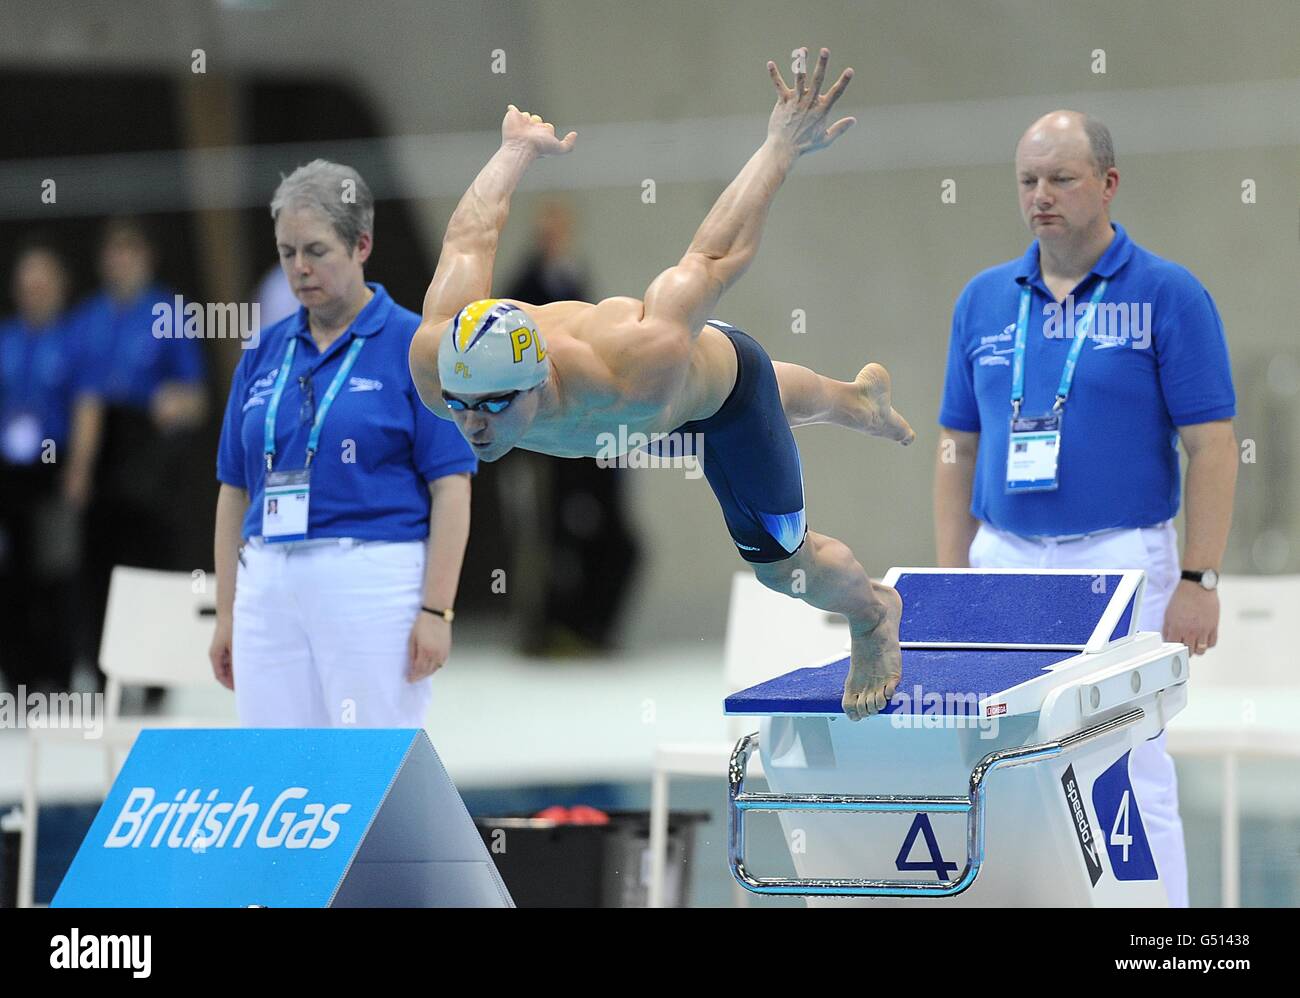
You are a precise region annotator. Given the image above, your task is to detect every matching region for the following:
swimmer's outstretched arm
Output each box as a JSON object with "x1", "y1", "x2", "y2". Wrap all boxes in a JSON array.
[
  {"x1": 642, "y1": 47, "x2": 854, "y2": 337},
  {"x1": 420, "y1": 105, "x2": 576, "y2": 324},
  {"x1": 410, "y1": 106, "x2": 575, "y2": 407}
]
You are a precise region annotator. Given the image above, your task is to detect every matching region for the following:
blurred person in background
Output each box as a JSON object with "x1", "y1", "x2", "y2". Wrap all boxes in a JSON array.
[
  {"x1": 0, "y1": 238, "x2": 93, "y2": 694},
  {"x1": 68, "y1": 218, "x2": 209, "y2": 692},
  {"x1": 253, "y1": 261, "x2": 301, "y2": 329},
  {"x1": 504, "y1": 199, "x2": 640, "y2": 656},
  {"x1": 210, "y1": 160, "x2": 477, "y2": 726}
]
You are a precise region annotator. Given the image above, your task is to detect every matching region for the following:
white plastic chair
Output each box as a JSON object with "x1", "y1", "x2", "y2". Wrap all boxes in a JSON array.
[
  {"x1": 1164, "y1": 574, "x2": 1300, "y2": 907},
  {"x1": 647, "y1": 571, "x2": 849, "y2": 906},
  {"x1": 18, "y1": 566, "x2": 231, "y2": 907}
]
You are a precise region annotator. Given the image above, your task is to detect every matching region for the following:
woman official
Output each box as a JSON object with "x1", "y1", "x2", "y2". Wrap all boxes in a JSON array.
[{"x1": 211, "y1": 160, "x2": 476, "y2": 726}]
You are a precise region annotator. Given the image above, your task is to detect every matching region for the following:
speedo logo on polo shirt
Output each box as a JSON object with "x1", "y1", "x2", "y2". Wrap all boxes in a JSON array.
[
  {"x1": 347, "y1": 376, "x2": 383, "y2": 392},
  {"x1": 104, "y1": 786, "x2": 351, "y2": 850}
]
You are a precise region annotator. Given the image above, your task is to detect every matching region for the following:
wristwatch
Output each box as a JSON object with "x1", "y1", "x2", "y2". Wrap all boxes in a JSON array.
[
  {"x1": 1180, "y1": 569, "x2": 1219, "y2": 591},
  {"x1": 421, "y1": 605, "x2": 455, "y2": 622}
]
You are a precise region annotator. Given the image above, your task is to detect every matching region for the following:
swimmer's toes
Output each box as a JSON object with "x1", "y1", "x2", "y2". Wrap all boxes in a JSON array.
[{"x1": 892, "y1": 410, "x2": 916, "y2": 446}]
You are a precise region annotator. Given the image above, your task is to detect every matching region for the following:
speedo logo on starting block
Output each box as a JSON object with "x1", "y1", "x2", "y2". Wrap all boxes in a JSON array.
[
  {"x1": 1060, "y1": 765, "x2": 1104, "y2": 886},
  {"x1": 104, "y1": 786, "x2": 351, "y2": 851}
]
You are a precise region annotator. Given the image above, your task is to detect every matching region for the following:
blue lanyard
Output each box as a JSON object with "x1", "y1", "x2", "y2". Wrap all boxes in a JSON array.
[
  {"x1": 1010, "y1": 278, "x2": 1109, "y2": 416},
  {"x1": 263, "y1": 335, "x2": 366, "y2": 470}
]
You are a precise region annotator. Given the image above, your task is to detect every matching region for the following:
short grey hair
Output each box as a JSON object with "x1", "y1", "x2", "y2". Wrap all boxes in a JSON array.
[
  {"x1": 270, "y1": 159, "x2": 374, "y2": 250},
  {"x1": 1082, "y1": 115, "x2": 1115, "y2": 176}
]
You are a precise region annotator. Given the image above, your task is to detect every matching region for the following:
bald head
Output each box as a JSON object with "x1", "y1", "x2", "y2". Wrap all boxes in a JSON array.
[
  {"x1": 1018, "y1": 110, "x2": 1114, "y2": 177},
  {"x1": 1014, "y1": 109, "x2": 1119, "y2": 251}
]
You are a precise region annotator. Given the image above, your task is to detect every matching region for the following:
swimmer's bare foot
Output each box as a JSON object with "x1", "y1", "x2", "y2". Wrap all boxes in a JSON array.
[
  {"x1": 849, "y1": 363, "x2": 915, "y2": 445},
  {"x1": 842, "y1": 582, "x2": 903, "y2": 721}
]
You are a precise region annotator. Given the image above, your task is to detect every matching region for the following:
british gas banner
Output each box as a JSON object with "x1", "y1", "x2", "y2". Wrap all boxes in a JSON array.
[{"x1": 53, "y1": 728, "x2": 512, "y2": 908}]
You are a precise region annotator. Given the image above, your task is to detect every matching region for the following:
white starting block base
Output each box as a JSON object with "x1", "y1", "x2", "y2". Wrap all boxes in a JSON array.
[{"x1": 727, "y1": 569, "x2": 1191, "y2": 906}]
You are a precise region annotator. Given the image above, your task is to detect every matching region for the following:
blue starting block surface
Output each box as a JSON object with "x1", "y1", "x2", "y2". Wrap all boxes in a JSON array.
[
  {"x1": 724, "y1": 648, "x2": 1072, "y2": 716},
  {"x1": 725, "y1": 569, "x2": 1145, "y2": 717},
  {"x1": 889, "y1": 569, "x2": 1139, "y2": 649}
]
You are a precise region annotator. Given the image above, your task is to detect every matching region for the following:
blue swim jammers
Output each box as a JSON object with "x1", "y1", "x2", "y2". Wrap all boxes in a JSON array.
[{"x1": 669, "y1": 320, "x2": 807, "y2": 564}]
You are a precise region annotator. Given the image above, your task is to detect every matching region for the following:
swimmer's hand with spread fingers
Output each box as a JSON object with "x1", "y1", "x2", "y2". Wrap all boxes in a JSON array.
[
  {"x1": 766, "y1": 47, "x2": 855, "y2": 157},
  {"x1": 410, "y1": 103, "x2": 575, "y2": 401},
  {"x1": 501, "y1": 104, "x2": 577, "y2": 157}
]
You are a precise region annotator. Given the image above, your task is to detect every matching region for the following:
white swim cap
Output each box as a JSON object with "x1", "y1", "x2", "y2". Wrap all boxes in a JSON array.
[{"x1": 438, "y1": 299, "x2": 549, "y2": 395}]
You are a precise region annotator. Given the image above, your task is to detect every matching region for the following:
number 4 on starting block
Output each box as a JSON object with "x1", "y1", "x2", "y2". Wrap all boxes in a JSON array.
[{"x1": 895, "y1": 814, "x2": 959, "y2": 881}]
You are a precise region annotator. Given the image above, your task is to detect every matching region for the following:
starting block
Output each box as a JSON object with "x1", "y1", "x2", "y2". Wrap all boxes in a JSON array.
[{"x1": 724, "y1": 568, "x2": 1189, "y2": 906}]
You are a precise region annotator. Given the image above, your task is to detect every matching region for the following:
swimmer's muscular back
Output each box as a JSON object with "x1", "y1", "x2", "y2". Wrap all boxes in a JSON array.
[
  {"x1": 412, "y1": 57, "x2": 861, "y2": 455},
  {"x1": 411, "y1": 295, "x2": 738, "y2": 458}
]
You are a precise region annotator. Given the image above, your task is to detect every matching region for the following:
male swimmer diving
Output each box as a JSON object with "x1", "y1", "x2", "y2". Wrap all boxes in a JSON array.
[{"x1": 410, "y1": 47, "x2": 913, "y2": 719}]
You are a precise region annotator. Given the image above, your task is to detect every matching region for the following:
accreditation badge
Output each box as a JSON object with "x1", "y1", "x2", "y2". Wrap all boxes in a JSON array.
[
  {"x1": 1005, "y1": 413, "x2": 1062, "y2": 493},
  {"x1": 262, "y1": 469, "x2": 311, "y2": 542},
  {"x1": 0, "y1": 410, "x2": 43, "y2": 464}
]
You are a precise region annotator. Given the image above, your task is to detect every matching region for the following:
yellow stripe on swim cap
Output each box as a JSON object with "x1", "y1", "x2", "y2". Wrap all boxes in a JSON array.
[{"x1": 456, "y1": 299, "x2": 500, "y2": 352}]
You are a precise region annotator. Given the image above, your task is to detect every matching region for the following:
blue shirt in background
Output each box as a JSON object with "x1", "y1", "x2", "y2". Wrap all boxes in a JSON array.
[
  {"x1": 0, "y1": 313, "x2": 90, "y2": 463},
  {"x1": 72, "y1": 283, "x2": 206, "y2": 408},
  {"x1": 939, "y1": 222, "x2": 1236, "y2": 537},
  {"x1": 216, "y1": 283, "x2": 477, "y2": 541}
]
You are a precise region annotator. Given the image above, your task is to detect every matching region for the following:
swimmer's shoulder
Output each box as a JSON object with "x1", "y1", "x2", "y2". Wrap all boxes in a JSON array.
[
  {"x1": 409, "y1": 315, "x2": 452, "y2": 419},
  {"x1": 576, "y1": 297, "x2": 696, "y2": 407},
  {"x1": 518, "y1": 296, "x2": 641, "y2": 337},
  {"x1": 532, "y1": 295, "x2": 647, "y2": 365}
]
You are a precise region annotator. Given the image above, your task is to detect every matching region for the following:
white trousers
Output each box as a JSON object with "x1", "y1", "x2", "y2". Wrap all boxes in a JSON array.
[
  {"x1": 232, "y1": 537, "x2": 431, "y2": 728},
  {"x1": 969, "y1": 520, "x2": 1189, "y2": 907}
]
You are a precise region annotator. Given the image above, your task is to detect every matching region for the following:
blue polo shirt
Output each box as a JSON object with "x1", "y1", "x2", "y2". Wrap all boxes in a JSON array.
[
  {"x1": 939, "y1": 222, "x2": 1236, "y2": 537},
  {"x1": 0, "y1": 312, "x2": 90, "y2": 463},
  {"x1": 72, "y1": 283, "x2": 206, "y2": 408},
  {"x1": 216, "y1": 283, "x2": 477, "y2": 541}
]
